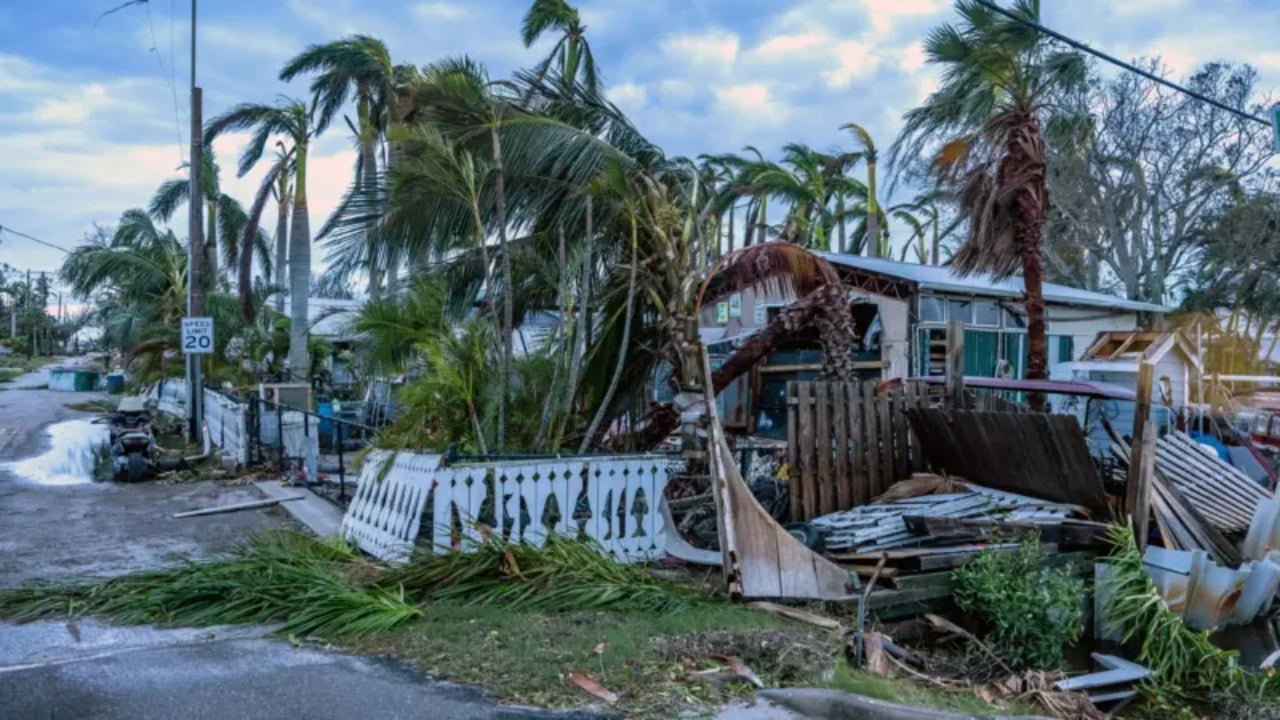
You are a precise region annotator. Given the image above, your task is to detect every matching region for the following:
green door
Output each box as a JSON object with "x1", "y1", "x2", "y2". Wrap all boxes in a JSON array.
[{"x1": 965, "y1": 330, "x2": 1000, "y2": 377}]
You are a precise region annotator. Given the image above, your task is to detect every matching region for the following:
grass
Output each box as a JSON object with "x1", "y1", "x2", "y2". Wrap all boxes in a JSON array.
[
  {"x1": 0, "y1": 368, "x2": 26, "y2": 384},
  {"x1": 350, "y1": 602, "x2": 821, "y2": 716}
]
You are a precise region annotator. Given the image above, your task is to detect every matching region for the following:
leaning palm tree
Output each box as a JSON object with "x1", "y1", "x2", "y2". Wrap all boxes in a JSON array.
[
  {"x1": 149, "y1": 147, "x2": 230, "y2": 285},
  {"x1": 892, "y1": 0, "x2": 1086, "y2": 407},
  {"x1": 412, "y1": 57, "x2": 518, "y2": 448},
  {"x1": 205, "y1": 99, "x2": 318, "y2": 379},
  {"x1": 521, "y1": 0, "x2": 599, "y2": 93},
  {"x1": 841, "y1": 122, "x2": 882, "y2": 257},
  {"x1": 280, "y1": 35, "x2": 395, "y2": 296}
]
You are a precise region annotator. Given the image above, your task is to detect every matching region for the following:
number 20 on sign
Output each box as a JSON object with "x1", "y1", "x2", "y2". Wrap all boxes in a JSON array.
[{"x1": 181, "y1": 317, "x2": 214, "y2": 354}]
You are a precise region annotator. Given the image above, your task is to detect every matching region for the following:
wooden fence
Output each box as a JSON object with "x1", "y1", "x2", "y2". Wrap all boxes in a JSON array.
[{"x1": 786, "y1": 380, "x2": 932, "y2": 522}]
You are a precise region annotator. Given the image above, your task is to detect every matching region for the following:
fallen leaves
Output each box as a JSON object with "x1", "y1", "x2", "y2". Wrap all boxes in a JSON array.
[{"x1": 567, "y1": 671, "x2": 619, "y2": 704}]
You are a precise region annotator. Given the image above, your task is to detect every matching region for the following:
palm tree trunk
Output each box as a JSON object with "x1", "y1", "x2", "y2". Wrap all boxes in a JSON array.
[
  {"x1": 727, "y1": 205, "x2": 736, "y2": 254},
  {"x1": 930, "y1": 216, "x2": 940, "y2": 266},
  {"x1": 206, "y1": 199, "x2": 218, "y2": 288},
  {"x1": 579, "y1": 213, "x2": 639, "y2": 453},
  {"x1": 1010, "y1": 118, "x2": 1048, "y2": 411},
  {"x1": 274, "y1": 175, "x2": 290, "y2": 315},
  {"x1": 491, "y1": 124, "x2": 512, "y2": 451},
  {"x1": 756, "y1": 195, "x2": 767, "y2": 245},
  {"x1": 535, "y1": 222, "x2": 570, "y2": 450},
  {"x1": 866, "y1": 161, "x2": 880, "y2": 257},
  {"x1": 837, "y1": 194, "x2": 847, "y2": 253},
  {"x1": 288, "y1": 138, "x2": 312, "y2": 382},
  {"x1": 357, "y1": 96, "x2": 383, "y2": 299}
]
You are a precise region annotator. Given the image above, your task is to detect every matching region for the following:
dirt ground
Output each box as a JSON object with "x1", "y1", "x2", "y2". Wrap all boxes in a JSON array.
[{"x1": 0, "y1": 376, "x2": 290, "y2": 588}]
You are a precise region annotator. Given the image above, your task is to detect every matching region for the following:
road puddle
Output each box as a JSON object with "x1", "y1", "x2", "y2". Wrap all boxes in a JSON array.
[{"x1": 5, "y1": 419, "x2": 110, "y2": 485}]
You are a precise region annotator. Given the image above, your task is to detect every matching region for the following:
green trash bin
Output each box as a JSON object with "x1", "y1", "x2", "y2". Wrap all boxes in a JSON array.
[{"x1": 73, "y1": 371, "x2": 100, "y2": 392}]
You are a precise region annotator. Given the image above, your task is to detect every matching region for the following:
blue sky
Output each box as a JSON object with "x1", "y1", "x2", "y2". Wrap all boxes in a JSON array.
[{"x1": 1, "y1": 0, "x2": 1277, "y2": 286}]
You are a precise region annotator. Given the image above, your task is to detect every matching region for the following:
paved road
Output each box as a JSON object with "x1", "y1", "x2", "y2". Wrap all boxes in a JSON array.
[{"x1": 0, "y1": 374, "x2": 599, "y2": 720}]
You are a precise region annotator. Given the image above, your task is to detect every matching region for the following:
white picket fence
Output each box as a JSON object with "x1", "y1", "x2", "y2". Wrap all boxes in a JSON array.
[
  {"x1": 341, "y1": 451, "x2": 674, "y2": 563},
  {"x1": 150, "y1": 380, "x2": 317, "y2": 475}
]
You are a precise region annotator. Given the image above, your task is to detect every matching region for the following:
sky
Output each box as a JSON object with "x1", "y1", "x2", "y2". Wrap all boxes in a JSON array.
[{"x1": 1, "y1": 0, "x2": 1278, "y2": 295}]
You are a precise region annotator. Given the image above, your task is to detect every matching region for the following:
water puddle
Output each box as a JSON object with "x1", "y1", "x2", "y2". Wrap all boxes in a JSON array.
[{"x1": 5, "y1": 419, "x2": 110, "y2": 486}]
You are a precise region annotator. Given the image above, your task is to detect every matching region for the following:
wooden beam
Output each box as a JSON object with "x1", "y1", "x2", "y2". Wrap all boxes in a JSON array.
[
  {"x1": 945, "y1": 321, "x2": 965, "y2": 410},
  {"x1": 1126, "y1": 361, "x2": 1156, "y2": 549}
]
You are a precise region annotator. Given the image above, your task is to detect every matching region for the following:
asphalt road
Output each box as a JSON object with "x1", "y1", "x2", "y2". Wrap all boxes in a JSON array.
[{"x1": 0, "y1": 370, "x2": 601, "y2": 720}]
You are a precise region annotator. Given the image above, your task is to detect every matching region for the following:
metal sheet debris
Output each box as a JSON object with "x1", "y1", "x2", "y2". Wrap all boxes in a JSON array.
[{"x1": 808, "y1": 482, "x2": 1078, "y2": 553}]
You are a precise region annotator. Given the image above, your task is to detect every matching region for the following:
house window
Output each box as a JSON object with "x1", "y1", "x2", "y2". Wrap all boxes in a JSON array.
[
  {"x1": 948, "y1": 299, "x2": 972, "y2": 324},
  {"x1": 1003, "y1": 308, "x2": 1026, "y2": 329},
  {"x1": 973, "y1": 300, "x2": 1000, "y2": 327},
  {"x1": 919, "y1": 296, "x2": 944, "y2": 323},
  {"x1": 754, "y1": 369, "x2": 821, "y2": 439}
]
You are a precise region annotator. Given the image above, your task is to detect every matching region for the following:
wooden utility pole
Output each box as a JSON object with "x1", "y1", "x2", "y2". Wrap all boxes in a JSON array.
[
  {"x1": 945, "y1": 321, "x2": 965, "y2": 410},
  {"x1": 1126, "y1": 361, "x2": 1156, "y2": 548},
  {"x1": 186, "y1": 0, "x2": 205, "y2": 443}
]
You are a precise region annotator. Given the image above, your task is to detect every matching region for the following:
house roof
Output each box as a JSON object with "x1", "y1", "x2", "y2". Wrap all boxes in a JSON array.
[
  {"x1": 1082, "y1": 330, "x2": 1203, "y2": 372},
  {"x1": 817, "y1": 253, "x2": 1169, "y2": 314}
]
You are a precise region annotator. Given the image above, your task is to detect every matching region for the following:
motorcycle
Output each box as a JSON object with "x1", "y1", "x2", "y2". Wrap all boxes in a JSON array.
[{"x1": 98, "y1": 396, "x2": 157, "y2": 482}]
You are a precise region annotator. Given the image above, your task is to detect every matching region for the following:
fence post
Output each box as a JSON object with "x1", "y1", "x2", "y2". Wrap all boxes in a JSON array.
[
  {"x1": 1127, "y1": 361, "x2": 1156, "y2": 549},
  {"x1": 945, "y1": 321, "x2": 965, "y2": 410},
  {"x1": 277, "y1": 402, "x2": 285, "y2": 467},
  {"x1": 337, "y1": 422, "x2": 346, "y2": 504}
]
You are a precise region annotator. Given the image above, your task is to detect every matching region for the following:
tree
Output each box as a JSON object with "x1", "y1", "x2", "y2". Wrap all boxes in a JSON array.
[
  {"x1": 1046, "y1": 61, "x2": 1274, "y2": 303},
  {"x1": 893, "y1": 0, "x2": 1086, "y2": 408},
  {"x1": 205, "y1": 99, "x2": 318, "y2": 379},
  {"x1": 280, "y1": 35, "x2": 396, "y2": 296},
  {"x1": 522, "y1": 0, "x2": 599, "y2": 93},
  {"x1": 841, "y1": 123, "x2": 883, "y2": 257}
]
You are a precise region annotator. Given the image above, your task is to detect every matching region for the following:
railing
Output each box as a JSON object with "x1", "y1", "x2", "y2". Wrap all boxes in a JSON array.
[
  {"x1": 149, "y1": 380, "x2": 374, "y2": 506},
  {"x1": 341, "y1": 451, "x2": 675, "y2": 563}
]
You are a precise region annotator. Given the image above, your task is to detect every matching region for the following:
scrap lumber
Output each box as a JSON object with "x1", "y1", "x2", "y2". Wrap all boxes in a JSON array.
[
  {"x1": 748, "y1": 601, "x2": 842, "y2": 630},
  {"x1": 173, "y1": 495, "x2": 304, "y2": 518},
  {"x1": 1126, "y1": 362, "x2": 1156, "y2": 547},
  {"x1": 704, "y1": 352, "x2": 854, "y2": 600},
  {"x1": 906, "y1": 408, "x2": 1110, "y2": 517},
  {"x1": 902, "y1": 515, "x2": 1111, "y2": 549}
]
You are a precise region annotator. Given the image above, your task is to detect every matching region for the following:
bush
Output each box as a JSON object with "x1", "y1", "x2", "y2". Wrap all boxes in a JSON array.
[{"x1": 952, "y1": 533, "x2": 1084, "y2": 670}]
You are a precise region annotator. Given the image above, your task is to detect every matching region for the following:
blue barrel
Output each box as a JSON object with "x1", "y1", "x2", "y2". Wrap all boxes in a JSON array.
[
  {"x1": 105, "y1": 372, "x2": 126, "y2": 394},
  {"x1": 317, "y1": 402, "x2": 334, "y2": 440}
]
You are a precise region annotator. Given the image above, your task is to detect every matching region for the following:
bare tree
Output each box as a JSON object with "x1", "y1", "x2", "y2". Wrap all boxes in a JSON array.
[{"x1": 1046, "y1": 61, "x2": 1274, "y2": 304}]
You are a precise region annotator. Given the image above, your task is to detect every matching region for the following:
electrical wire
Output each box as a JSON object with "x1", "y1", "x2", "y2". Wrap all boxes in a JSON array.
[
  {"x1": 971, "y1": 0, "x2": 1272, "y2": 127},
  {"x1": 0, "y1": 225, "x2": 72, "y2": 254}
]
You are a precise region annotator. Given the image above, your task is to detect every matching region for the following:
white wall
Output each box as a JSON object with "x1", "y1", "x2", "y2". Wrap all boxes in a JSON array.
[{"x1": 1047, "y1": 307, "x2": 1142, "y2": 361}]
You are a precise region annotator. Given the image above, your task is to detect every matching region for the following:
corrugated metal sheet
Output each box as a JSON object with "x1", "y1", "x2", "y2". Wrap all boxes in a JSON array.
[{"x1": 818, "y1": 253, "x2": 1169, "y2": 314}]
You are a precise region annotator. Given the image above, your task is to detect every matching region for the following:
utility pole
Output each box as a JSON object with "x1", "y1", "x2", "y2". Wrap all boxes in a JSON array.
[
  {"x1": 186, "y1": 0, "x2": 205, "y2": 443},
  {"x1": 25, "y1": 269, "x2": 31, "y2": 358}
]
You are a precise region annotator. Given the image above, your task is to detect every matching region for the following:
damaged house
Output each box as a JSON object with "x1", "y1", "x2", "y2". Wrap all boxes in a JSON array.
[{"x1": 695, "y1": 254, "x2": 1169, "y2": 438}]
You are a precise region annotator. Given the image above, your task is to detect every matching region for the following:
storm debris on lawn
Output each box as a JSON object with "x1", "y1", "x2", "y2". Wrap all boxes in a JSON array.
[{"x1": 652, "y1": 628, "x2": 834, "y2": 685}]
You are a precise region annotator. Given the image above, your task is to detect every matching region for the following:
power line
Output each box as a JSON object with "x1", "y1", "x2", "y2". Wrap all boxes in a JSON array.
[
  {"x1": 972, "y1": 0, "x2": 1272, "y2": 128},
  {"x1": 0, "y1": 225, "x2": 72, "y2": 254}
]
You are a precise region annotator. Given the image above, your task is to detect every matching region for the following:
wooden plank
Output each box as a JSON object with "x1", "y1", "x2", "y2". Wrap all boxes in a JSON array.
[
  {"x1": 798, "y1": 383, "x2": 818, "y2": 521},
  {"x1": 892, "y1": 391, "x2": 909, "y2": 485},
  {"x1": 786, "y1": 381, "x2": 800, "y2": 522},
  {"x1": 816, "y1": 382, "x2": 835, "y2": 516},
  {"x1": 863, "y1": 382, "x2": 880, "y2": 503},
  {"x1": 1126, "y1": 362, "x2": 1155, "y2": 548},
  {"x1": 850, "y1": 383, "x2": 868, "y2": 507},
  {"x1": 832, "y1": 382, "x2": 851, "y2": 512},
  {"x1": 877, "y1": 396, "x2": 894, "y2": 498},
  {"x1": 945, "y1": 321, "x2": 965, "y2": 410}
]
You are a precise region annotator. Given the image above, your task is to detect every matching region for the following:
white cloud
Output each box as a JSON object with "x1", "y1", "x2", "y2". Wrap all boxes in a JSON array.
[
  {"x1": 822, "y1": 40, "x2": 880, "y2": 89},
  {"x1": 658, "y1": 79, "x2": 697, "y2": 103},
  {"x1": 25, "y1": 84, "x2": 133, "y2": 124},
  {"x1": 861, "y1": 0, "x2": 945, "y2": 35},
  {"x1": 413, "y1": 2, "x2": 469, "y2": 21},
  {"x1": 201, "y1": 24, "x2": 297, "y2": 59},
  {"x1": 751, "y1": 32, "x2": 825, "y2": 60},
  {"x1": 663, "y1": 29, "x2": 739, "y2": 71},
  {"x1": 714, "y1": 83, "x2": 787, "y2": 125},
  {"x1": 607, "y1": 82, "x2": 647, "y2": 112}
]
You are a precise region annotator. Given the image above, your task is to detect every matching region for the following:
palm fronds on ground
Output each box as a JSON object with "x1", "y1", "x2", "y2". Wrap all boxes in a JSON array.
[{"x1": 0, "y1": 532, "x2": 420, "y2": 639}]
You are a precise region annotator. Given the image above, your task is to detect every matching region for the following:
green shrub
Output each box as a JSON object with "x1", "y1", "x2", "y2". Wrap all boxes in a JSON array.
[{"x1": 952, "y1": 533, "x2": 1084, "y2": 670}]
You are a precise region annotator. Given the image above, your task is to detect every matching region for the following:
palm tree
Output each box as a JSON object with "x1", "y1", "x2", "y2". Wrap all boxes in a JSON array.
[
  {"x1": 412, "y1": 57, "x2": 518, "y2": 449},
  {"x1": 205, "y1": 99, "x2": 318, "y2": 379},
  {"x1": 280, "y1": 35, "x2": 395, "y2": 296},
  {"x1": 893, "y1": 0, "x2": 1086, "y2": 406},
  {"x1": 521, "y1": 0, "x2": 599, "y2": 93},
  {"x1": 842, "y1": 122, "x2": 882, "y2": 257}
]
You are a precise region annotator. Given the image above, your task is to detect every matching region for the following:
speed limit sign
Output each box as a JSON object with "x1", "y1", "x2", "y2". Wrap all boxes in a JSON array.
[{"x1": 181, "y1": 317, "x2": 214, "y2": 354}]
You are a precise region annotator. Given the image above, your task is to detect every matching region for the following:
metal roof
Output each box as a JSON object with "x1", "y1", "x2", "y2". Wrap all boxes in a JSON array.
[{"x1": 818, "y1": 253, "x2": 1169, "y2": 314}]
